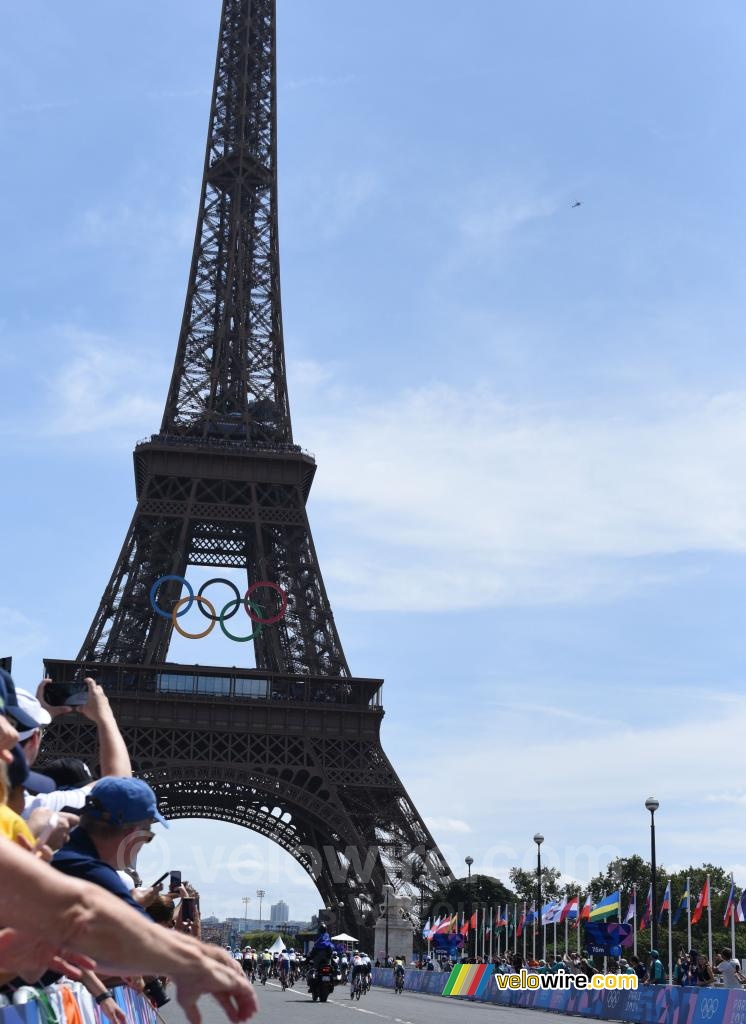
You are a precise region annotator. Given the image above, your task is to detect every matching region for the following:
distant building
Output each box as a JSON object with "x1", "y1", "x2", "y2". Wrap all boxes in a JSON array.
[{"x1": 270, "y1": 900, "x2": 289, "y2": 925}]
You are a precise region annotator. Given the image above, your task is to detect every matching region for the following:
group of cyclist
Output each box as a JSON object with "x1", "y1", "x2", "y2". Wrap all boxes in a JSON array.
[
  {"x1": 237, "y1": 946, "x2": 302, "y2": 989},
  {"x1": 234, "y1": 940, "x2": 379, "y2": 998}
]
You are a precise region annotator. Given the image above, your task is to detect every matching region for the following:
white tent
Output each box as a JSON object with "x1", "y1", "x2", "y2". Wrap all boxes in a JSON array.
[
  {"x1": 331, "y1": 933, "x2": 358, "y2": 943},
  {"x1": 266, "y1": 936, "x2": 286, "y2": 953}
]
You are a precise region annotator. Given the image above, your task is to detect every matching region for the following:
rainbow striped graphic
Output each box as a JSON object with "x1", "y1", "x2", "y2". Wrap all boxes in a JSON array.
[{"x1": 442, "y1": 964, "x2": 494, "y2": 998}]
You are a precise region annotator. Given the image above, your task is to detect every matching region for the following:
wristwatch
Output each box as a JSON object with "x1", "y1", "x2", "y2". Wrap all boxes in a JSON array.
[{"x1": 94, "y1": 991, "x2": 114, "y2": 1005}]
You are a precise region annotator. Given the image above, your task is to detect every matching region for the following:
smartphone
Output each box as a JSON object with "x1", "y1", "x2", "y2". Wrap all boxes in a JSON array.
[
  {"x1": 151, "y1": 871, "x2": 170, "y2": 888},
  {"x1": 181, "y1": 898, "x2": 195, "y2": 922},
  {"x1": 44, "y1": 680, "x2": 89, "y2": 708},
  {"x1": 169, "y1": 870, "x2": 182, "y2": 892}
]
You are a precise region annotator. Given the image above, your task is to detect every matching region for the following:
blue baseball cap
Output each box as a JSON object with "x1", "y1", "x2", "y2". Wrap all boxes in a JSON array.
[
  {"x1": 9, "y1": 744, "x2": 57, "y2": 795},
  {"x1": 83, "y1": 777, "x2": 169, "y2": 828},
  {"x1": 0, "y1": 669, "x2": 39, "y2": 731}
]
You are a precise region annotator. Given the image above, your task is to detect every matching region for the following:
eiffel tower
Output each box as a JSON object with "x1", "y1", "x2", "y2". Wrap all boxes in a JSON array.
[{"x1": 43, "y1": 0, "x2": 453, "y2": 937}]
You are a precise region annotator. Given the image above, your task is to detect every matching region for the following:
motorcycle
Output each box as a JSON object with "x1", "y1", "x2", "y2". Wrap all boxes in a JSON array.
[{"x1": 308, "y1": 962, "x2": 335, "y2": 1003}]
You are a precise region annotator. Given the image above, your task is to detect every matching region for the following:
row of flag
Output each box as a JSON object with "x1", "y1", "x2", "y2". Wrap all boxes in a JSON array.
[
  {"x1": 422, "y1": 897, "x2": 581, "y2": 942},
  {"x1": 422, "y1": 878, "x2": 746, "y2": 942},
  {"x1": 630, "y1": 878, "x2": 746, "y2": 930}
]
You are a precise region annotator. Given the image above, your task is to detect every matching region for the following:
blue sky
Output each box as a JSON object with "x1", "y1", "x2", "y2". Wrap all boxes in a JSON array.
[{"x1": 2, "y1": 0, "x2": 746, "y2": 925}]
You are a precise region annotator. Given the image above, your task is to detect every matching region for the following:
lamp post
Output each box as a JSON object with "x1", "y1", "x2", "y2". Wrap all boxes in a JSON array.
[
  {"x1": 242, "y1": 896, "x2": 251, "y2": 933},
  {"x1": 534, "y1": 834, "x2": 544, "y2": 964},
  {"x1": 645, "y1": 798, "x2": 660, "y2": 955},
  {"x1": 383, "y1": 883, "x2": 393, "y2": 964},
  {"x1": 465, "y1": 856, "x2": 474, "y2": 961},
  {"x1": 256, "y1": 889, "x2": 266, "y2": 932},
  {"x1": 416, "y1": 872, "x2": 427, "y2": 962}
]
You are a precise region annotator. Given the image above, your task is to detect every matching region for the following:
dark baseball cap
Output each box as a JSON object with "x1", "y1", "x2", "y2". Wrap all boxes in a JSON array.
[
  {"x1": 42, "y1": 757, "x2": 93, "y2": 789},
  {"x1": 8, "y1": 744, "x2": 57, "y2": 795},
  {"x1": 0, "y1": 669, "x2": 40, "y2": 731}
]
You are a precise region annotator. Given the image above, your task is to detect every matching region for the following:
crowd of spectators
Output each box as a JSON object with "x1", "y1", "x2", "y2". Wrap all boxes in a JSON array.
[
  {"x1": 408, "y1": 947, "x2": 746, "y2": 987},
  {"x1": 0, "y1": 667, "x2": 258, "y2": 1021}
]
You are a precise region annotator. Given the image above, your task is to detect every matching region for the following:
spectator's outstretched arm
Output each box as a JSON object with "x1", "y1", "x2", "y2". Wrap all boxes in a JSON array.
[
  {"x1": 0, "y1": 841, "x2": 257, "y2": 1022},
  {"x1": 79, "y1": 678, "x2": 132, "y2": 778}
]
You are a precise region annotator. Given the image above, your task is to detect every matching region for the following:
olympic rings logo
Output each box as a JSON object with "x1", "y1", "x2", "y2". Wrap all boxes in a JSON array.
[
  {"x1": 699, "y1": 999, "x2": 720, "y2": 1020},
  {"x1": 149, "y1": 575, "x2": 288, "y2": 643}
]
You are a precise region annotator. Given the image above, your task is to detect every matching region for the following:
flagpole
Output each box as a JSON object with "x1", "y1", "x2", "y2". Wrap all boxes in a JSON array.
[
  {"x1": 687, "y1": 876, "x2": 691, "y2": 953},
  {"x1": 514, "y1": 902, "x2": 518, "y2": 955},
  {"x1": 553, "y1": 917, "x2": 557, "y2": 960},
  {"x1": 633, "y1": 883, "x2": 637, "y2": 958},
  {"x1": 523, "y1": 901, "x2": 527, "y2": 962},
  {"x1": 505, "y1": 908, "x2": 509, "y2": 960},
  {"x1": 577, "y1": 896, "x2": 581, "y2": 954},
  {"x1": 731, "y1": 876, "x2": 736, "y2": 960},
  {"x1": 707, "y1": 874, "x2": 712, "y2": 966},
  {"x1": 543, "y1": 920, "x2": 547, "y2": 963},
  {"x1": 668, "y1": 884, "x2": 673, "y2": 986},
  {"x1": 533, "y1": 905, "x2": 536, "y2": 961}
]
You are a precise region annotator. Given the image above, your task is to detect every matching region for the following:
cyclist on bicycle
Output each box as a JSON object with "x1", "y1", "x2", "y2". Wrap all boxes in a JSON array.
[
  {"x1": 360, "y1": 951, "x2": 372, "y2": 991},
  {"x1": 287, "y1": 948, "x2": 297, "y2": 986},
  {"x1": 350, "y1": 952, "x2": 365, "y2": 994},
  {"x1": 259, "y1": 948, "x2": 271, "y2": 984},
  {"x1": 394, "y1": 956, "x2": 405, "y2": 992},
  {"x1": 278, "y1": 949, "x2": 291, "y2": 988}
]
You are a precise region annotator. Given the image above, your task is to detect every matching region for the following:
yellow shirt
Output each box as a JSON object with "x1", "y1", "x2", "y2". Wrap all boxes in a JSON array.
[{"x1": 0, "y1": 804, "x2": 36, "y2": 846}]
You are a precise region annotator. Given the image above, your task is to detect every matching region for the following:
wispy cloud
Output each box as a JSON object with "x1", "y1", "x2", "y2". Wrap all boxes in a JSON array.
[
  {"x1": 284, "y1": 74, "x2": 357, "y2": 93},
  {"x1": 41, "y1": 329, "x2": 165, "y2": 439},
  {"x1": 295, "y1": 377, "x2": 746, "y2": 610},
  {"x1": 425, "y1": 818, "x2": 472, "y2": 834},
  {"x1": 286, "y1": 169, "x2": 382, "y2": 243},
  {"x1": 0, "y1": 608, "x2": 46, "y2": 659},
  {"x1": 491, "y1": 702, "x2": 620, "y2": 729}
]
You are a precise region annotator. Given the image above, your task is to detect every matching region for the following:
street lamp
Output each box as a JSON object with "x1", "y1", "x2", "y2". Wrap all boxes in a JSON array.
[
  {"x1": 534, "y1": 834, "x2": 544, "y2": 964},
  {"x1": 465, "y1": 856, "x2": 474, "y2": 962},
  {"x1": 383, "y1": 883, "x2": 393, "y2": 964},
  {"x1": 417, "y1": 872, "x2": 427, "y2": 962},
  {"x1": 242, "y1": 896, "x2": 251, "y2": 932},
  {"x1": 645, "y1": 798, "x2": 660, "y2": 954},
  {"x1": 256, "y1": 889, "x2": 266, "y2": 932}
]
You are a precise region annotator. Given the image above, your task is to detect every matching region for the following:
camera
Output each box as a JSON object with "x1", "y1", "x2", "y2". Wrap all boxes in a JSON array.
[{"x1": 143, "y1": 979, "x2": 170, "y2": 1008}]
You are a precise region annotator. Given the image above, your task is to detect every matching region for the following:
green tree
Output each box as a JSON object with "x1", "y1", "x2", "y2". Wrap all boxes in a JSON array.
[
  {"x1": 509, "y1": 866, "x2": 562, "y2": 904},
  {"x1": 427, "y1": 874, "x2": 515, "y2": 920},
  {"x1": 239, "y1": 930, "x2": 276, "y2": 950}
]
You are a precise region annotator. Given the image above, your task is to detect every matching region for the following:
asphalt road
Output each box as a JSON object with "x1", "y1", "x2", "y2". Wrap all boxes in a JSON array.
[{"x1": 162, "y1": 979, "x2": 543, "y2": 1024}]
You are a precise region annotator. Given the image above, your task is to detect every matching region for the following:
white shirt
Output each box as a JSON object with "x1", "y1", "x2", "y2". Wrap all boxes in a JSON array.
[
  {"x1": 718, "y1": 960, "x2": 742, "y2": 988},
  {"x1": 23, "y1": 782, "x2": 95, "y2": 819},
  {"x1": 117, "y1": 870, "x2": 136, "y2": 892}
]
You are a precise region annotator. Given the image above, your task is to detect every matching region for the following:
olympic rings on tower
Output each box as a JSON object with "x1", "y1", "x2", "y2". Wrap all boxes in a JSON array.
[{"x1": 149, "y1": 575, "x2": 289, "y2": 641}]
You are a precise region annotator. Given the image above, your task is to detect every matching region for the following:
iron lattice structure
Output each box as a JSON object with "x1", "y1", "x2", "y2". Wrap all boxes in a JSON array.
[{"x1": 43, "y1": 0, "x2": 453, "y2": 936}]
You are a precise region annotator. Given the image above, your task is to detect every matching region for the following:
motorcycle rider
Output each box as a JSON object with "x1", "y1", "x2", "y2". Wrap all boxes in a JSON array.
[{"x1": 308, "y1": 925, "x2": 336, "y2": 998}]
